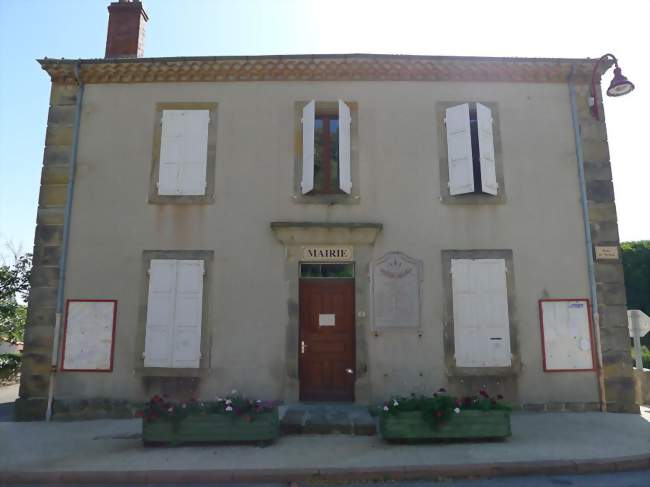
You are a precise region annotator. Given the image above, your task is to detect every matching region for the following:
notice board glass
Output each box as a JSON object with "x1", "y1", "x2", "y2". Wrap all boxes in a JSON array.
[
  {"x1": 539, "y1": 299, "x2": 595, "y2": 372},
  {"x1": 61, "y1": 300, "x2": 117, "y2": 372}
]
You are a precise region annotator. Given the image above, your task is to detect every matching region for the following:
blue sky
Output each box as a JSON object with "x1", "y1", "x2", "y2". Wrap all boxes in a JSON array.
[{"x1": 1, "y1": 0, "x2": 649, "y2": 261}]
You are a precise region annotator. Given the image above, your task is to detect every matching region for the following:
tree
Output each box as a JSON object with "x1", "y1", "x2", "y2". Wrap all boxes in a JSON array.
[
  {"x1": 621, "y1": 241, "x2": 650, "y2": 347},
  {"x1": 0, "y1": 253, "x2": 32, "y2": 344}
]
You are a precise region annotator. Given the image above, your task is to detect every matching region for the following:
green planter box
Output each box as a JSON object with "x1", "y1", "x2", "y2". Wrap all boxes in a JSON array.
[
  {"x1": 142, "y1": 409, "x2": 279, "y2": 445},
  {"x1": 379, "y1": 410, "x2": 511, "y2": 441}
]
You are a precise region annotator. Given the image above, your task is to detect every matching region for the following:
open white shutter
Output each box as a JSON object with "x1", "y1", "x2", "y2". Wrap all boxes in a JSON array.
[
  {"x1": 144, "y1": 260, "x2": 176, "y2": 367},
  {"x1": 301, "y1": 101, "x2": 316, "y2": 194},
  {"x1": 451, "y1": 259, "x2": 511, "y2": 367},
  {"x1": 338, "y1": 100, "x2": 352, "y2": 194},
  {"x1": 178, "y1": 110, "x2": 209, "y2": 195},
  {"x1": 476, "y1": 103, "x2": 497, "y2": 195},
  {"x1": 171, "y1": 260, "x2": 204, "y2": 368},
  {"x1": 158, "y1": 111, "x2": 184, "y2": 195},
  {"x1": 445, "y1": 103, "x2": 474, "y2": 195}
]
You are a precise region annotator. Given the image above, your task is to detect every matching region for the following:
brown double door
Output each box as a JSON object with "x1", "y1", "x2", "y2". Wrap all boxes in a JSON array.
[{"x1": 299, "y1": 278, "x2": 355, "y2": 401}]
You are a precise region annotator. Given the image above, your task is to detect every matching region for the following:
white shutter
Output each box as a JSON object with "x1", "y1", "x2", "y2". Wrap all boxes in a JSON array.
[
  {"x1": 171, "y1": 260, "x2": 204, "y2": 368},
  {"x1": 144, "y1": 260, "x2": 177, "y2": 367},
  {"x1": 158, "y1": 111, "x2": 183, "y2": 195},
  {"x1": 445, "y1": 103, "x2": 474, "y2": 195},
  {"x1": 476, "y1": 103, "x2": 497, "y2": 195},
  {"x1": 451, "y1": 259, "x2": 511, "y2": 367},
  {"x1": 178, "y1": 110, "x2": 209, "y2": 195},
  {"x1": 159, "y1": 110, "x2": 209, "y2": 196},
  {"x1": 338, "y1": 100, "x2": 352, "y2": 194},
  {"x1": 300, "y1": 101, "x2": 316, "y2": 194}
]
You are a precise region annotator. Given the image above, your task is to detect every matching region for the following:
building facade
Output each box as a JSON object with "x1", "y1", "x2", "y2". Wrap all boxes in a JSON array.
[{"x1": 16, "y1": 1, "x2": 636, "y2": 420}]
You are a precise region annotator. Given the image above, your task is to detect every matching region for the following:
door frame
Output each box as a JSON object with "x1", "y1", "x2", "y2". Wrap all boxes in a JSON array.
[{"x1": 298, "y1": 266, "x2": 356, "y2": 402}]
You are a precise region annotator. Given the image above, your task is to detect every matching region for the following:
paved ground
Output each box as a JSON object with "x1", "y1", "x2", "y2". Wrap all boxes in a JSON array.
[
  {"x1": 12, "y1": 471, "x2": 650, "y2": 487},
  {"x1": 1, "y1": 408, "x2": 649, "y2": 472}
]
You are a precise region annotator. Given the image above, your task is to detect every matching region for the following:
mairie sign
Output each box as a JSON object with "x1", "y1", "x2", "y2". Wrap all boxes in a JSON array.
[{"x1": 301, "y1": 245, "x2": 353, "y2": 262}]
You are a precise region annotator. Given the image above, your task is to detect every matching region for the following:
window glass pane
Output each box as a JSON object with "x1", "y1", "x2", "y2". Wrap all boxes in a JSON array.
[
  {"x1": 300, "y1": 263, "x2": 354, "y2": 278},
  {"x1": 329, "y1": 119, "x2": 339, "y2": 190},
  {"x1": 314, "y1": 118, "x2": 325, "y2": 191}
]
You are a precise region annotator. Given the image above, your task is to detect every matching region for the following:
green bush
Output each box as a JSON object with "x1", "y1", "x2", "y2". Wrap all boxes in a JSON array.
[
  {"x1": 631, "y1": 346, "x2": 650, "y2": 369},
  {"x1": 0, "y1": 352, "x2": 21, "y2": 381}
]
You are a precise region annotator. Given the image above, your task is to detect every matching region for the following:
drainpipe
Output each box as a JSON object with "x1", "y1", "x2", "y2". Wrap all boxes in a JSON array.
[
  {"x1": 45, "y1": 61, "x2": 85, "y2": 421},
  {"x1": 568, "y1": 65, "x2": 606, "y2": 412}
]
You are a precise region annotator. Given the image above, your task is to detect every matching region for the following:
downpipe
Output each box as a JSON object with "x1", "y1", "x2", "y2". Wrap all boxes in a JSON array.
[
  {"x1": 568, "y1": 65, "x2": 606, "y2": 412},
  {"x1": 45, "y1": 62, "x2": 84, "y2": 421}
]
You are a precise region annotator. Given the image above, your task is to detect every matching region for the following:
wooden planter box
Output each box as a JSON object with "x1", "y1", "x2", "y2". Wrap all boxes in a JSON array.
[
  {"x1": 142, "y1": 410, "x2": 279, "y2": 445},
  {"x1": 379, "y1": 410, "x2": 511, "y2": 441}
]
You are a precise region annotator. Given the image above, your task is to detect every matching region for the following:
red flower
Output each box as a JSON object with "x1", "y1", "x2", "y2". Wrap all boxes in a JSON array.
[{"x1": 479, "y1": 389, "x2": 489, "y2": 398}]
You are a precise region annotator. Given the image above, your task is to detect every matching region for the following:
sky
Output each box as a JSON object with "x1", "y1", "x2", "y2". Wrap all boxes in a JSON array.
[{"x1": 0, "y1": 0, "x2": 649, "y2": 262}]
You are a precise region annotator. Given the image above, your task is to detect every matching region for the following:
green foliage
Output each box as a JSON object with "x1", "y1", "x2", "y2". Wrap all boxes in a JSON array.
[
  {"x1": 0, "y1": 253, "x2": 31, "y2": 344},
  {"x1": 635, "y1": 345, "x2": 650, "y2": 369},
  {"x1": 621, "y1": 241, "x2": 650, "y2": 347},
  {"x1": 379, "y1": 388, "x2": 511, "y2": 428},
  {"x1": 0, "y1": 353, "x2": 22, "y2": 381}
]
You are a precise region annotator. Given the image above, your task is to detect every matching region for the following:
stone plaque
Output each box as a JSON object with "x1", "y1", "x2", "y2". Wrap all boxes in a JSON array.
[
  {"x1": 595, "y1": 246, "x2": 619, "y2": 260},
  {"x1": 371, "y1": 252, "x2": 422, "y2": 329},
  {"x1": 301, "y1": 245, "x2": 353, "y2": 262}
]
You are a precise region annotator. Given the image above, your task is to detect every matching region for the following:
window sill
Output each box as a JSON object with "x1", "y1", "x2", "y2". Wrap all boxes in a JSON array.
[
  {"x1": 446, "y1": 364, "x2": 520, "y2": 378},
  {"x1": 440, "y1": 192, "x2": 507, "y2": 205},
  {"x1": 292, "y1": 193, "x2": 360, "y2": 205},
  {"x1": 148, "y1": 194, "x2": 215, "y2": 205},
  {"x1": 134, "y1": 367, "x2": 208, "y2": 378}
]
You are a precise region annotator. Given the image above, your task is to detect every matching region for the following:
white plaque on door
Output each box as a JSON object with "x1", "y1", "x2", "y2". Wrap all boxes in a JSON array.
[{"x1": 319, "y1": 314, "x2": 336, "y2": 327}]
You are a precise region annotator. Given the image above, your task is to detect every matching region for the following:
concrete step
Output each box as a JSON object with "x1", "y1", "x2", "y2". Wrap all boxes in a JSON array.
[{"x1": 279, "y1": 403, "x2": 376, "y2": 435}]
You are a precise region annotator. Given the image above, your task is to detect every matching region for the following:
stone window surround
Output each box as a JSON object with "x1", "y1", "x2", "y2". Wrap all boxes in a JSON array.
[
  {"x1": 441, "y1": 249, "x2": 520, "y2": 377},
  {"x1": 148, "y1": 102, "x2": 218, "y2": 205},
  {"x1": 134, "y1": 250, "x2": 214, "y2": 377},
  {"x1": 293, "y1": 101, "x2": 360, "y2": 205},
  {"x1": 270, "y1": 222, "x2": 382, "y2": 403},
  {"x1": 437, "y1": 101, "x2": 506, "y2": 205}
]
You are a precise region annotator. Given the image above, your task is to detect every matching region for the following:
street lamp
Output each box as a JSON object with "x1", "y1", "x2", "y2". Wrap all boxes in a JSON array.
[{"x1": 590, "y1": 53, "x2": 635, "y2": 120}]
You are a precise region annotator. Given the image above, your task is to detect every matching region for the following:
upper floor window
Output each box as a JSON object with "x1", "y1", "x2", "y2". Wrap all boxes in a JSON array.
[
  {"x1": 445, "y1": 102, "x2": 497, "y2": 196},
  {"x1": 301, "y1": 100, "x2": 352, "y2": 195}
]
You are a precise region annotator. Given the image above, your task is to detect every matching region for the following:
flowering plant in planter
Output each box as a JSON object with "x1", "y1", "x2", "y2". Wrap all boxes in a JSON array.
[
  {"x1": 379, "y1": 387, "x2": 511, "y2": 429},
  {"x1": 139, "y1": 390, "x2": 275, "y2": 425}
]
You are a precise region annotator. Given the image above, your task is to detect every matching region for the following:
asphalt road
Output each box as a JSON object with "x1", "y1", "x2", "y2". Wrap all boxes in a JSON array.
[
  {"x1": 13, "y1": 471, "x2": 650, "y2": 486},
  {"x1": 0, "y1": 382, "x2": 18, "y2": 422}
]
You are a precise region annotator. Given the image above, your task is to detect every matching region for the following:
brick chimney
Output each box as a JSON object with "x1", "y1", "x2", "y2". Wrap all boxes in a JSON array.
[{"x1": 105, "y1": 0, "x2": 148, "y2": 58}]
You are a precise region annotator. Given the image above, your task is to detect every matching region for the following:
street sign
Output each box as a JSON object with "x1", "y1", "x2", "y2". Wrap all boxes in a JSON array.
[{"x1": 628, "y1": 310, "x2": 650, "y2": 337}]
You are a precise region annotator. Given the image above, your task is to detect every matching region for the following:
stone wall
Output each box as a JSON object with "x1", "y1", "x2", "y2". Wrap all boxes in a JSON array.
[
  {"x1": 15, "y1": 84, "x2": 77, "y2": 420},
  {"x1": 576, "y1": 83, "x2": 636, "y2": 413}
]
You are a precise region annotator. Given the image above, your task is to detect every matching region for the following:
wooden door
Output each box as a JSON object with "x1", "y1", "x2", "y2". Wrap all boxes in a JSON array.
[{"x1": 299, "y1": 279, "x2": 355, "y2": 401}]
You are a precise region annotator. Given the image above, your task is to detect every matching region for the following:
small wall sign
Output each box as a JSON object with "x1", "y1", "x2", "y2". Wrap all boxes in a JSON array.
[
  {"x1": 595, "y1": 246, "x2": 619, "y2": 260},
  {"x1": 301, "y1": 245, "x2": 353, "y2": 262}
]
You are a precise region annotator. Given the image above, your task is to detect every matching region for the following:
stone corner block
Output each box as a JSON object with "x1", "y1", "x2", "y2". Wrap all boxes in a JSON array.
[{"x1": 14, "y1": 397, "x2": 48, "y2": 421}]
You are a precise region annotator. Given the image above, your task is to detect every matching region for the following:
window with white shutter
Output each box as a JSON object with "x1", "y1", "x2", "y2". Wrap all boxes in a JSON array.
[
  {"x1": 301, "y1": 101, "x2": 316, "y2": 194},
  {"x1": 338, "y1": 100, "x2": 352, "y2": 194},
  {"x1": 144, "y1": 259, "x2": 204, "y2": 368},
  {"x1": 451, "y1": 258, "x2": 511, "y2": 367},
  {"x1": 158, "y1": 110, "x2": 209, "y2": 196},
  {"x1": 443, "y1": 102, "x2": 499, "y2": 197}
]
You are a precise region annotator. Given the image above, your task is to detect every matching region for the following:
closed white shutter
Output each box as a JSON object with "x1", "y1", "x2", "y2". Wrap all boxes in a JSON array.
[
  {"x1": 445, "y1": 103, "x2": 475, "y2": 195},
  {"x1": 158, "y1": 110, "x2": 209, "y2": 196},
  {"x1": 338, "y1": 100, "x2": 352, "y2": 194},
  {"x1": 158, "y1": 111, "x2": 184, "y2": 195},
  {"x1": 171, "y1": 260, "x2": 204, "y2": 368},
  {"x1": 144, "y1": 260, "x2": 177, "y2": 367},
  {"x1": 451, "y1": 259, "x2": 511, "y2": 367},
  {"x1": 476, "y1": 103, "x2": 497, "y2": 195},
  {"x1": 301, "y1": 100, "x2": 316, "y2": 194}
]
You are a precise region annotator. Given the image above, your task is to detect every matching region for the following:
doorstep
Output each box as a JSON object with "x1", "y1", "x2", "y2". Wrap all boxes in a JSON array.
[{"x1": 279, "y1": 403, "x2": 376, "y2": 435}]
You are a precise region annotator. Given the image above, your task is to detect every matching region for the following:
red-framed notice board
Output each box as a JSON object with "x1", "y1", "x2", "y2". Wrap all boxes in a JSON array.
[
  {"x1": 538, "y1": 299, "x2": 595, "y2": 372},
  {"x1": 61, "y1": 299, "x2": 117, "y2": 372}
]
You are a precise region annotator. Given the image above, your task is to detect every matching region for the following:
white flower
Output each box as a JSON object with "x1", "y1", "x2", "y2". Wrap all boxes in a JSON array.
[
  {"x1": 454, "y1": 408, "x2": 460, "y2": 414},
  {"x1": 167, "y1": 407, "x2": 174, "y2": 413},
  {"x1": 383, "y1": 406, "x2": 389, "y2": 411},
  {"x1": 181, "y1": 404, "x2": 187, "y2": 409},
  {"x1": 393, "y1": 400, "x2": 399, "y2": 407},
  {"x1": 225, "y1": 399, "x2": 232, "y2": 405},
  {"x1": 256, "y1": 399, "x2": 262, "y2": 403},
  {"x1": 215, "y1": 397, "x2": 223, "y2": 402},
  {"x1": 225, "y1": 406, "x2": 233, "y2": 412}
]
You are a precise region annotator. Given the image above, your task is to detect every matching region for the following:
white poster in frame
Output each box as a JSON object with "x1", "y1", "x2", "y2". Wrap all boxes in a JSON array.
[{"x1": 61, "y1": 300, "x2": 117, "y2": 372}]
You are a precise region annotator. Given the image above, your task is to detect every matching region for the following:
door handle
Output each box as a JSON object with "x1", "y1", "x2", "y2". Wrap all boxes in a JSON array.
[
  {"x1": 301, "y1": 341, "x2": 306, "y2": 354},
  {"x1": 345, "y1": 368, "x2": 354, "y2": 375}
]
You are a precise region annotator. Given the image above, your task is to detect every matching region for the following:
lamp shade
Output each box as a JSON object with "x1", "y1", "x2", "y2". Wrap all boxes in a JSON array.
[{"x1": 607, "y1": 67, "x2": 635, "y2": 97}]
